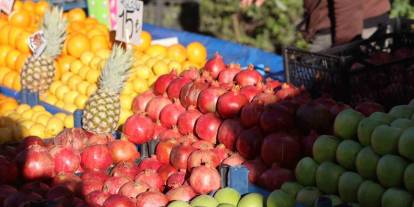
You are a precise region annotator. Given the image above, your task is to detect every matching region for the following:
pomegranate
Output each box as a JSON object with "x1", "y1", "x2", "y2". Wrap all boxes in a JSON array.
[
  {"x1": 52, "y1": 173, "x2": 82, "y2": 194},
  {"x1": 145, "y1": 96, "x2": 172, "y2": 121},
  {"x1": 243, "y1": 158, "x2": 268, "y2": 183},
  {"x1": 159, "y1": 102, "x2": 186, "y2": 128},
  {"x1": 119, "y1": 181, "x2": 150, "y2": 199},
  {"x1": 355, "y1": 101, "x2": 384, "y2": 116},
  {"x1": 179, "y1": 82, "x2": 194, "y2": 108},
  {"x1": 177, "y1": 134, "x2": 198, "y2": 144},
  {"x1": 296, "y1": 101, "x2": 335, "y2": 134},
  {"x1": 16, "y1": 145, "x2": 54, "y2": 180},
  {"x1": 103, "y1": 194, "x2": 135, "y2": 207},
  {"x1": 302, "y1": 130, "x2": 319, "y2": 157},
  {"x1": 136, "y1": 191, "x2": 169, "y2": 207},
  {"x1": 261, "y1": 132, "x2": 301, "y2": 168},
  {"x1": 132, "y1": 90, "x2": 156, "y2": 113},
  {"x1": 86, "y1": 190, "x2": 111, "y2": 207},
  {"x1": 111, "y1": 161, "x2": 140, "y2": 180},
  {"x1": 187, "y1": 149, "x2": 220, "y2": 170},
  {"x1": 153, "y1": 71, "x2": 178, "y2": 95},
  {"x1": 103, "y1": 176, "x2": 131, "y2": 195},
  {"x1": 180, "y1": 68, "x2": 200, "y2": 80},
  {"x1": 234, "y1": 65, "x2": 263, "y2": 87},
  {"x1": 217, "y1": 87, "x2": 248, "y2": 118},
  {"x1": 236, "y1": 127, "x2": 263, "y2": 159},
  {"x1": 158, "y1": 128, "x2": 181, "y2": 141},
  {"x1": 189, "y1": 166, "x2": 221, "y2": 194},
  {"x1": 82, "y1": 180, "x2": 105, "y2": 196},
  {"x1": 3, "y1": 192, "x2": 42, "y2": 207},
  {"x1": 330, "y1": 103, "x2": 350, "y2": 116},
  {"x1": 81, "y1": 144, "x2": 112, "y2": 172},
  {"x1": 257, "y1": 164, "x2": 294, "y2": 190},
  {"x1": 180, "y1": 80, "x2": 209, "y2": 108},
  {"x1": 177, "y1": 107, "x2": 202, "y2": 135},
  {"x1": 260, "y1": 105, "x2": 294, "y2": 134},
  {"x1": 240, "y1": 101, "x2": 264, "y2": 128},
  {"x1": 82, "y1": 171, "x2": 109, "y2": 183},
  {"x1": 135, "y1": 169, "x2": 164, "y2": 192},
  {"x1": 0, "y1": 185, "x2": 17, "y2": 206},
  {"x1": 276, "y1": 83, "x2": 300, "y2": 99},
  {"x1": 204, "y1": 53, "x2": 226, "y2": 79},
  {"x1": 170, "y1": 143, "x2": 195, "y2": 170},
  {"x1": 218, "y1": 64, "x2": 241, "y2": 84},
  {"x1": 265, "y1": 78, "x2": 282, "y2": 90},
  {"x1": 167, "y1": 171, "x2": 186, "y2": 189},
  {"x1": 252, "y1": 88, "x2": 279, "y2": 106},
  {"x1": 222, "y1": 153, "x2": 245, "y2": 166},
  {"x1": 87, "y1": 133, "x2": 114, "y2": 146},
  {"x1": 213, "y1": 144, "x2": 230, "y2": 163},
  {"x1": 0, "y1": 156, "x2": 17, "y2": 184},
  {"x1": 239, "y1": 84, "x2": 263, "y2": 102},
  {"x1": 166, "y1": 185, "x2": 197, "y2": 202},
  {"x1": 157, "y1": 164, "x2": 177, "y2": 184},
  {"x1": 108, "y1": 140, "x2": 140, "y2": 163},
  {"x1": 47, "y1": 185, "x2": 74, "y2": 201},
  {"x1": 17, "y1": 136, "x2": 46, "y2": 152},
  {"x1": 21, "y1": 181, "x2": 50, "y2": 197},
  {"x1": 156, "y1": 139, "x2": 178, "y2": 164},
  {"x1": 192, "y1": 140, "x2": 214, "y2": 150},
  {"x1": 194, "y1": 113, "x2": 222, "y2": 143},
  {"x1": 197, "y1": 82, "x2": 226, "y2": 113},
  {"x1": 217, "y1": 119, "x2": 243, "y2": 150},
  {"x1": 138, "y1": 156, "x2": 162, "y2": 171},
  {"x1": 167, "y1": 77, "x2": 192, "y2": 99},
  {"x1": 123, "y1": 114, "x2": 154, "y2": 144},
  {"x1": 54, "y1": 128, "x2": 90, "y2": 151}
]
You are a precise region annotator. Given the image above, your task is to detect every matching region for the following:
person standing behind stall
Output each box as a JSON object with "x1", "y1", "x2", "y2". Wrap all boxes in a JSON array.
[{"x1": 300, "y1": 0, "x2": 391, "y2": 52}]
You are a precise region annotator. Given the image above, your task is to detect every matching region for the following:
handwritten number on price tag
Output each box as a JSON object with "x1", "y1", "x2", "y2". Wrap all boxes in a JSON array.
[{"x1": 116, "y1": 0, "x2": 143, "y2": 45}]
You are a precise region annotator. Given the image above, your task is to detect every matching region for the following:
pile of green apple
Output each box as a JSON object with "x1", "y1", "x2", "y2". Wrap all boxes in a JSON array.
[{"x1": 293, "y1": 102, "x2": 414, "y2": 207}]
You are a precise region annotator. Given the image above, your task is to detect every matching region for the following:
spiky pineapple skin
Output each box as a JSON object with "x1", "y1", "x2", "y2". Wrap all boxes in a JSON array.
[
  {"x1": 20, "y1": 56, "x2": 55, "y2": 94},
  {"x1": 82, "y1": 90, "x2": 120, "y2": 134}
]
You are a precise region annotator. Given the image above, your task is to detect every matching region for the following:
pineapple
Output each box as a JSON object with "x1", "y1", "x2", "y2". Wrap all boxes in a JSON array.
[
  {"x1": 82, "y1": 45, "x2": 133, "y2": 134},
  {"x1": 20, "y1": 6, "x2": 67, "y2": 94}
]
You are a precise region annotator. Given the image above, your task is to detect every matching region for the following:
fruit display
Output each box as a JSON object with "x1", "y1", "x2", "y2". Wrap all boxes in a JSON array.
[{"x1": 292, "y1": 103, "x2": 414, "y2": 207}]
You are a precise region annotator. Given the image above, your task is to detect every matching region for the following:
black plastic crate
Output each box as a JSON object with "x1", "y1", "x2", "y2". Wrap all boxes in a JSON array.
[{"x1": 284, "y1": 32, "x2": 414, "y2": 109}]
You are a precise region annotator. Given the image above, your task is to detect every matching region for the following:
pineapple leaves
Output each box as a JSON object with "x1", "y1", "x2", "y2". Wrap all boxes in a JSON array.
[{"x1": 41, "y1": 6, "x2": 67, "y2": 58}]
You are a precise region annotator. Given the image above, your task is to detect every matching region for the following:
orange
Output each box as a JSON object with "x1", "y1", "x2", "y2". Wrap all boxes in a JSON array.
[
  {"x1": 12, "y1": 76, "x2": 21, "y2": 90},
  {"x1": 8, "y1": 27, "x2": 23, "y2": 48},
  {"x1": 0, "y1": 25, "x2": 10, "y2": 45},
  {"x1": 67, "y1": 8, "x2": 86, "y2": 22},
  {"x1": 70, "y1": 60, "x2": 83, "y2": 74},
  {"x1": 68, "y1": 20, "x2": 85, "y2": 34},
  {"x1": 61, "y1": 72, "x2": 74, "y2": 84},
  {"x1": 89, "y1": 56, "x2": 102, "y2": 69},
  {"x1": 9, "y1": 11, "x2": 32, "y2": 28},
  {"x1": 74, "y1": 94, "x2": 87, "y2": 108},
  {"x1": 55, "y1": 85, "x2": 70, "y2": 100},
  {"x1": 6, "y1": 50, "x2": 20, "y2": 70},
  {"x1": 96, "y1": 49, "x2": 111, "y2": 59},
  {"x1": 58, "y1": 55, "x2": 76, "y2": 73},
  {"x1": 84, "y1": 18, "x2": 99, "y2": 25},
  {"x1": 15, "y1": 53, "x2": 28, "y2": 73},
  {"x1": 0, "y1": 46, "x2": 11, "y2": 66},
  {"x1": 77, "y1": 81, "x2": 89, "y2": 95},
  {"x1": 167, "y1": 44, "x2": 187, "y2": 63},
  {"x1": 67, "y1": 34, "x2": 90, "y2": 58},
  {"x1": 67, "y1": 75, "x2": 82, "y2": 90},
  {"x1": 0, "y1": 67, "x2": 10, "y2": 82},
  {"x1": 146, "y1": 45, "x2": 167, "y2": 57},
  {"x1": 80, "y1": 51, "x2": 94, "y2": 65},
  {"x1": 22, "y1": 1, "x2": 36, "y2": 12},
  {"x1": 35, "y1": 1, "x2": 49, "y2": 16},
  {"x1": 86, "y1": 28, "x2": 104, "y2": 39},
  {"x1": 13, "y1": 1, "x2": 23, "y2": 11},
  {"x1": 2, "y1": 71, "x2": 16, "y2": 89},
  {"x1": 134, "y1": 31, "x2": 152, "y2": 51},
  {"x1": 45, "y1": 117, "x2": 64, "y2": 136},
  {"x1": 86, "y1": 69, "x2": 100, "y2": 83},
  {"x1": 16, "y1": 32, "x2": 31, "y2": 53},
  {"x1": 186, "y1": 42, "x2": 207, "y2": 65},
  {"x1": 90, "y1": 35, "x2": 109, "y2": 52},
  {"x1": 78, "y1": 66, "x2": 90, "y2": 79}
]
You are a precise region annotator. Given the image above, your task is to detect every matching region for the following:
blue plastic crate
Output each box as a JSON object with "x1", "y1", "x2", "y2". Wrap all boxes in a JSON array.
[{"x1": 0, "y1": 86, "x2": 19, "y2": 99}]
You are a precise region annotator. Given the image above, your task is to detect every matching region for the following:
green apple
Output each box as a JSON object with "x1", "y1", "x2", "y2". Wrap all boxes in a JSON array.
[
  {"x1": 404, "y1": 163, "x2": 414, "y2": 193},
  {"x1": 371, "y1": 125, "x2": 402, "y2": 155},
  {"x1": 399, "y1": 127, "x2": 414, "y2": 161},
  {"x1": 168, "y1": 201, "x2": 191, "y2": 207},
  {"x1": 357, "y1": 180, "x2": 384, "y2": 207},
  {"x1": 296, "y1": 187, "x2": 320, "y2": 207},
  {"x1": 391, "y1": 118, "x2": 414, "y2": 130},
  {"x1": 214, "y1": 187, "x2": 240, "y2": 206},
  {"x1": 377, "y1": 154, "x2": 408, "y2": 188},
  {"x1": 295, "y1": 157, "x2": 318, "y2": 186},
  {"x1": 190, "y1": 195, "x2": 219, "y2": 207},
  {"x1": 238, "y1": 193, "x2": 264, "y2": 207},
  {"x1": 338, "y1": 171, "x2": 363, "y2": 203},
  {"x1": 313, "y1": 135, "x2": 339, "y2": 163},
  {"x1": 355, "y1": 146, "x2": 379, "y2": 179},
  {"x1": 382, "y1": 188, "x2": 413, "y2": 207},
  {"x1": 281, "y1": 182, "x2": 303, "y2": 199},
  {"x1": 389, "y1": 105, "x2": 414, "y2": 119},
  {"x1": 369, "y1": 112, "x2": 395, "y2": 123},
  {"x1": 334, "y1": 109, "x2": 364, "y2": 139},
  {"x1": 218, "y1": 204, "x2": 236, "y2": 207},
  {"x1": 266, "y1": 190, "x2": 294, "y2": 207},
  {"x1": 316, "y1": 162, "x2": 345, "y2": 194},
  {"x1": 336, "y1": 140, "x2": 362, "y2": 170},
  {"x1": 357, "y1": 117, "x2": 387, "y2": 145}
]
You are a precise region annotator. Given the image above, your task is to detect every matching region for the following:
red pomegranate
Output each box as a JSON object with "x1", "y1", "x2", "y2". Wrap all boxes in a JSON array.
[
  {"x1": 296, "y1": 101, "x2": 335, "y2": 134},
  {"x1": 157, "y1": 164, "x2": 177, "y2": 184},
  {"x1": 240, "y1": 84, "x2": 263, "y2": 102},
  {"x1": 108, "y1": 140, "x2": 140, "y2": 163},
  {"x1": 17, "y1": 136, "x2": 46, "y2": 152},
  {"x1": 170, "y1": 143, "x2": 195, "y2": 170},
  {"x1": 177, "y1": 107, "x2": 202, "y2": 135},
  {"x1": 135, "y1": 169, "x2": 164, "y2": 192},
  {"x1": 302, "y1": 130, "x2": 319, "y2": 157},
  {"x1": 123, "y1": 114, "x2": 154, "y2": 144},
  {"x1": 197, "y1": 82, "x2": 226, "y2": 114},
  {"x1": 103, "y1": 194, "x2": 135, "y2": 207},
  {"x1": 82, "y1": 179, "x2": 105, "y2": 196},
  {"x1": 217, "y1": 119, "x2": 243, "y2": 151},
  {"x1": 217, "y1": 87, "x2": 248, "y2": 118},
  {"x1": 166, "y1": 185, "x2": 197, "y2": 202},
  {"x1": 180, "y1": 80, "x2": 209, "y2": 108},
  {"x1": 189, "y1": 166, "x2": 221, "y2": 194},
  {"x1": 156, "y1": 139, "x2": 178, "y2": 164},
  {"x1": 261, "y1": 132, "x2": 301, "y2": 168},
  {"x1": 87, "y1": 133, "x2": 114, "y2": 146},
  {"x1": 192, "y1": 140, "x2": 214, "y2": 150},
  {"x1": 103, "y1": 176, "x2": 131, "y2": 195},
  {"x1": 355, "y1": 101, "x2": 384, "y2": 116},
  {"x1": 167, "y1": 77, "x2": 192, "y2": 99},
  {"x1": 222, "y1": 153, "x2": 245, "y2": 167},
  {"x1": 145, "y1": 96, "x2": 172, "y2": 122},
  {"x1": 153, "y1": 123, "x2": 167, "y2": 140},
  {"x1": 204, "y1": 53, "x2": 226, "y2": 79},
  {"x1": 159, "y1": 102, "x2": 186, "y2": 129},
  {"x1": 158, "y1": 128, "x2": 181, "y2": 141},
  {"x1": 138, "y1": 156, "x2": 162, "y2": 171},
  {"x1": 82, "y1": 171, "x2": 109, "y2": 183},
  {"x1": 20, "y1": 181, "x2": 50, "y2": 197},
  {"x1": 167, "y1": 171, "x2": 186, "y2": 189},
  {"x1": 0, "y1": 156, "x2": 17, "y2": 184},
  {"x1": 276, "y1": 83, "x2": 300, "y2": 99},
  {"x1": 212, "y1": 144, "x2": 230, "y2": 163},
  {"x1": 240, "y1": 101, "x2": 264, "y2": 128},
  {"x1": 187, "y1": 149, "x2": 220, "y2": 170},
  {"x1": 260, "y1": 105, "x2": 294, "y2": 134},
  {"x1": 194, "y1": 113, "x2": 222, "y2": 144},
  {"x1": 81, "y1": 144, "x2": 113, "y2": 172},
  {"x1": 236, "y1": 127, "x2": 263, "y2": 159},
  {"x1": 257, "y1": 164, "x2": 294, "y2": 191},
  {"x1": 136, "y1": 191, "x2": 169, "y2": 207},
  {"x1": 16, "y1": 145, "x2": 54, "y2": 180},
  {"x1": 46, "y1": 185, "x2": 74, "y2": 201},
  {"x1": 181, "y1": 69, "x2": 200, "y2": 80},
  {"x1": 132, "y1": 90, "x2": 156, "y2": 113},
  {"x1": 252, "y1": 88, "x2": 279, "y2": 106},
  {"x1": 243, "y1": 158, "x2": 268, "y2": 183},
  {"x1": 86, "y1": 190, "x2": 111, "y2": 207},
  {"x1": 119, "y1": 181, "x2": 150, "y2": 199},
  {"x1": 265, "y1": 78, "x2": 282, "y2": 90},
  {"x1": 0, "y1": 185, "x2": 17, "y2": 206},
  {"x1": 218, "y1": 64, "x2": 241, "y2": 84},
  {"x1": 52, "y1": 173, "x2": 82, "y2": 194},
  {"x1": 153, "y1": 71, "x2": 178, "y2": 95},
  {"x1": 234, "y1": 65, "x2": 263, "y2": 87},
  {"x1": 111, "y1": 161, "x2": 140, "y2": 180},
  {"x1": 54, "y1": 128, "x2": 90, "y2": 151}
]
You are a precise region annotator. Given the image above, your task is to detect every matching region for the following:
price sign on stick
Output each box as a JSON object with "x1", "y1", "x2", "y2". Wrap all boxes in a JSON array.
[
  {"x1": 116, "y1": 0, "x2": 143, "y2": 46},
  {"x1": 0, "y1": 0, "x2": 15, "y2": 14}
]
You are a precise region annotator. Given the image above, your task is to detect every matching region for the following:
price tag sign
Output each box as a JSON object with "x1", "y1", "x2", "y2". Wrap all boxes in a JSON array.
[
  {"x1": 0, "y1": 0, "x2": 14, "y2": 15},
  {"x1": 116, "y1": 0, "x2": 143, "y2": 45},
  {"x1": 28, "y1": 31, "x2": 47, "y2": 58}
]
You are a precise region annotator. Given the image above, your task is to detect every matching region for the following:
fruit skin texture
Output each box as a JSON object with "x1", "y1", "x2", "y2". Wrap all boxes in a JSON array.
[
  {"x1": 316, "y1": 162, "x2": 345, "y2": 194},
  {"x1": 108, "y1": 140, "x2": 140, "y2": 163},
  {"x1": 338, "y1": 172, "x2": 363, "y2": 203},
  {"x1": 81, "y1": 144, "x2": 113, "y2": 172},
  {"x1": 189, "y1": 166, "x2": 221, "y2": 194},
  {"x1": 123, "y1": 114, "x2": 155, "y2": 144},
  {"x1": 295, "y1": 157, "x2": 318, "y2": 186},
  {"x1": 260, "y1": 132, "x2": 301, "y2": 168},
  {"x1": 371, "y1": 125, "x2": 402, "y2": 155},
  {"x1": 398, "y1": 127, "x2": 414, "y2": 161},
  {"x1": 266, "y1": 190, "x2": 294, "y2": 207},
  {"x1": 404, "y1": 163, "x2": 414, "y2": 193},
  {"x1": 336, "y1": 140, "x2": 362, "y2": 170},
  {"x1": 136, "y1": 191, "x2": 169, "y2": 207},
  {"x1": 296, "y1": 187, "x2": 321, "y2": 207},
  {"x1": 190, "y1": 195, "x2": 219, "y2": 207},
  {"x1": 355, "y1": 146, "x2": 379, "y2": 180},
  {"x1": 103, "y1": 194, "x2": 135, "y2": 207},
  {"x1": 391, "y1": 118, "x2": 414, "y2": 130},
  {"x1": 381, "y1": 188, "x2": 413, "y2": 207},
  {"x1": 236, "y1": 127, "x2": 263, "y2": 159},
  {"x1": 389, "y1": 105, "x2": 414, "y2": 119},
  {"x1": 204, "y1": 53, "x2": 226, "y2": 79},
  {"x1": 217, "y1": 119, "x2": 242, "y2": 151},
  {"x1": 238, "y1": 193, "x2": 264, "y2": 207},
  {"x1": 177, "y1": 108, "x2": 202, "y2": 135},
  {"x1": 357, "y1": 117, "x2": 387, "y2": 146},
  {"x1": 312, "y1": 135, "x2": 339, "y2": 163},
  {"x1": 377, "y1": 154, "x2": 408, "y2": 188},
  {"x1": 195, "y1": 113, "x2": 222, "y2": 143},
  {"x1": 214, "y1": 187, "x2": 241, "y2": 206},
  {"x1": 280, "y1": 182, "x2": 304, "y2": 198},
  {"x1": 258, "y1": 165, "x2": 294, "y2": 191},
  {"x1": 357, "y1": 180, "x2": 385, "y2": 207},
  {"x1": 16, "y1": 145, "x2": 54, "y2": 180},
  {"x1": 216, "y1": 89, "x2": 248, "y2": 119},
  {"x1": 334, "y1": 109, "x2": 364, "y2": 139}
]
